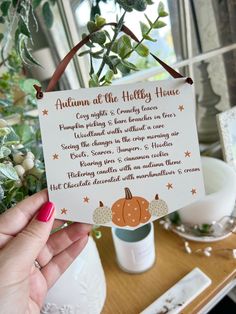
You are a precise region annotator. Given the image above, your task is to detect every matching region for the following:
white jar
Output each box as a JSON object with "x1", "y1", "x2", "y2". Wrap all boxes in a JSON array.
[
  {"x1": 112, "y1": 222, "x2": 155, "y2": 273},
  {"x1": 41, "y1": 236, "x2": 106, "y2": 314}
]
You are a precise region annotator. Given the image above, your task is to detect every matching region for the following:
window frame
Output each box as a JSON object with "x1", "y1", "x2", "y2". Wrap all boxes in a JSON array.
[{"x1": 56, "y1": 0, "x2": 236, "y2": 92}]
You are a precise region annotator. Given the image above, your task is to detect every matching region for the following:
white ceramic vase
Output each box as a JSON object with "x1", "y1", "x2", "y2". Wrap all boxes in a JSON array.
[
  {"x1": 179, "y1": 157, "x2": 236, "y2": 225},
  {"x1": 41, "y1": 236, "x2": 106, "y2": 314}
]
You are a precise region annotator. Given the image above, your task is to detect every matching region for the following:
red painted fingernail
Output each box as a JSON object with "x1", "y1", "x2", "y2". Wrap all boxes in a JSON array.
[{"x1": 36, "y1": 202, "x2": 54, "y2": 222}]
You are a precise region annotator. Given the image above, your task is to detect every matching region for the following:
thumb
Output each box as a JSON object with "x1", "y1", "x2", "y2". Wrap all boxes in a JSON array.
[{"x1": 4, "y1": 202, "x2": 55, "y2": 270}]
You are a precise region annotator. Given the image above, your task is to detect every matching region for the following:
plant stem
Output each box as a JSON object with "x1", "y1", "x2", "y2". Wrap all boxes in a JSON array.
[
  {"x1": 122, "y1": 16, "x2": 160, "y2": 60},
  {"x1": 89, "y1": 53, "x2": 94, "y2": 76},
  {"x1": 96, "y1": 11, "x2": 126, "y2": 79}
]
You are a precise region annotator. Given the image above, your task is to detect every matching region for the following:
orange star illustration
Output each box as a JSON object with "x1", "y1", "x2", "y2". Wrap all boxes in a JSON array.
[
  {"x1": 52, "y1": 154, "x2": 59, "y2": 160},
  {"x1": 191, "y1": 188, "x2": 197, "y2": 195},
  {"x1": 178, "y1": 105, "x2": 184, "y2": 112},
  {"x1": 166, "y1": 183, "x2": 173, "y2": 190},
  {"x1": 61, "y1": 208, "x2": 67, "y2": 214},
  {"x1": 83, "y1": 196, "x2": 89, "y2": 203},
  {"x1": 185, "y1": 151, "x2": 191, "y2": 157},
  {"x1": 42, "y1": 109, "x2": 48, "y2": 115}
]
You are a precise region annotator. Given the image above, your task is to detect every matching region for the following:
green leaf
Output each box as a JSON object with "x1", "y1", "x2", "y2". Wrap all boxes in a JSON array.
[
  {"x1": 159, "y1": 11, "x2": 168, "y2": 17},
  {"x1": 116, "y1": 0, "x2": 133, "y2": 12},
  {"x1": 14, "y1": 28, "x2": 21, "y2": 55},
  {"x1": 105, "y1": 40, "x2": 118, "y2": 53},
  {"x1": 14, "y1": 124, "x2": 32, "y2": 144},
  {"x1": 143, "y1": 34, "x2": 157, "y2": 42},
  {"x1": 49, "y1": 0, "x2": 56, "y2": 5},
  {"x1": 18, "y1": 16, "x2": 30, "y2": 37},
  {"x1": 42, "y1": 1, "x2": 53, "y2": 28},
  {"x1": 32, "y1": 0, "x2": 42, "y2": 9},
  {"x1": 0, "y1": 163, "x2": 19, "y2": 180},
  {"x1": 158, "y1": 1, "x2": 165, "y2": 14},
  {"x1": 134, "y1": 43, "x2": 149, "y2": 57},
  {"x1": 0, "y1": 17, "x2": 5, "y2": 23},
  {"x1": 0, "y1": 146, "x2": 11, "y2": 158},
  {"x1": 78, "y1": 50, "x2": 90, "y2": 57},
  {"x1": 23, "y1": 41, "x2": 41, "y2": 66},
  {"x1": 19, "y1": 78, "x2": 41, "y2": 96},
  {"x1": 103, "y1": 55, "x2": 116, "y2": 72},
  {"x1": 168, "y1": 212, "x2": 181, "y2": 225},
  {"x1": 140, "y1": 21, "x2": 156, "y2": 42},
  {"x1": 30, "y1": 4, "x2": 38, "y2": 32},
  {"x1": 146, "y1": 0, "x2": 154, "y2": 4},
  {"x1": 117, "y1": 35, "x2": 132, "y2": 59},
  {"x1": 95, "y1": 14, "x2": 106, "y2": 27},
  {"x1": 133, "y1": 0, "x2": 147, "y2": 11},
  {"x1": 108, "y1": 56, "x2": 120, "y2": 74},
  {"x1": 117, "y1": 60, "x2": 138, "y2": 75},
  {"x1": 153, "y1": 20, "x2": 167, "y2": 29},
  {"x1": 1, "y1": 1, "x2": 11, "y2": 16},
  {"x1": 91, "y1": 48, "x2": 104, "y2": 59},
  {"x1": 4, "y1": 128, "x2": 20, "y2": 145},
  {"x1": 140, "y1": 22, "x2": 149, "y2": 36},
  {"x1": 89, "y1": 74, "x2": 99, "y2": 87},
  {"x1": 105, "y1": 69, "x2": 114, "y2": 82},
  {"x1": 117, "y1": 62, "x2": 130, "y2": 75},
  {"x1": 87, "y1": 21, "x2": 97, "y2": 33},
  {"x1": 0, "y1": 127, "x2": 11, "y2": 137},
  {"x1": 121, "y1": 60, "x2": 138, "y2": 71},
  {"x1": 90, "y1": 31, "x2": 106, "y2": 45},
  {"x1": 16, "y1": 1, "x2": 25, "y2": 14},
  {"x1": 0, "y1": 33, "x2": 3, "y2": 43},
  {"x1": 14, "y1": 190, "x2": 24, "y2": 202},
  {"x1": 12, "y1": 0, "x2": 18, "y2": 7},
  {"x1": 144, "y1": 14, "x2": 153, "y2": 27},
  {"x1": 157, "y1": 2, "x2": 168, "y2": 17},
  {"x1": 198, "y1": 224, "x2": 213, "y2": 235},
  {"x1": 104, "y1": 30, "x2": 111, "y2": 41}
]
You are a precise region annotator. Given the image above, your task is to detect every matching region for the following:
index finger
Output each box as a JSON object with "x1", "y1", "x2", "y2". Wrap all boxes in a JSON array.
[{"x1": 0, "y1": 189, "x2": 48, "y2": 236}]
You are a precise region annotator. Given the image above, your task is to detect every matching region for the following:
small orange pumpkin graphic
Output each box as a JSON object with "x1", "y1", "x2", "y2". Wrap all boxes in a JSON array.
[{"x1": 112, "y1": 187, "x2": 150, "y2": 227}]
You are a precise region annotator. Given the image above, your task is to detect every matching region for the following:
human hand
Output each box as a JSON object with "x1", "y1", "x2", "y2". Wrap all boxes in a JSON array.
[{"x1": 0, "y1": 189, "x2": 92, "y2": 314}]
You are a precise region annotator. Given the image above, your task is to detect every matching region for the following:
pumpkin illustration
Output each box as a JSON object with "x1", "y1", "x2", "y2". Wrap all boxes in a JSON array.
[
  {"x1": 112, "y1": 187, "x2": 150, "y2": 227},
  {"x1": 93, "y1": 201, "x2": 112, "y2": 225},
  {"x1": 148, "y1": 194, "x2": 168, "y2": 217}
]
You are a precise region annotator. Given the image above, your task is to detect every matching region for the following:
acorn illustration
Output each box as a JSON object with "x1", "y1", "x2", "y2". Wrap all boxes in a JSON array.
[
  {"x1": 93, "y1": 201, "x2": 112, "y2": 225},
  {"x1": 111, "y1": 187, "x2": 150, "y2": 227},
  {"x1": 148, "y1": 194, "x2": 169, "y2": 217}
]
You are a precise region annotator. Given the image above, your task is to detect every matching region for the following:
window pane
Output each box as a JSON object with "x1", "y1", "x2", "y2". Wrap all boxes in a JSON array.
[
  {"x1": 191, "y1": 0, "x2": 236, "y2": 56},
  {"x1": 147, "y1": 65, "x2": 189, "y2": 82},
  {"x1": 73, "y1": 0, "x2": 177, "y2": 77},
  {"x1": 49, "y1": 3, "x2": 79, "y2": 89}
]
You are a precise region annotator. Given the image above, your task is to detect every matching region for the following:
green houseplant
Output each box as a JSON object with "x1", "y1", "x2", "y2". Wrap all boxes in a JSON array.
[
  {"x1": 0, "y1": 0, "x2": 168, "y2": 215},
  {"x1": 0, "y1": 0, "x2": 56, "y2": 212}
]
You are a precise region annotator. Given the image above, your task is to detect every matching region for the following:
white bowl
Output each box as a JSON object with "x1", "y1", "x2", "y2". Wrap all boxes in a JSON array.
[{"x1": 178, "y1": 157, "x2": 236, "y2": 225}]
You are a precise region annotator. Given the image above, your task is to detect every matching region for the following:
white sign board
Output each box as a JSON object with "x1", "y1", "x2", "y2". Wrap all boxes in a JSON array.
[{"x1": 37, "y1": 78, "x2": 205, "y2": 229}]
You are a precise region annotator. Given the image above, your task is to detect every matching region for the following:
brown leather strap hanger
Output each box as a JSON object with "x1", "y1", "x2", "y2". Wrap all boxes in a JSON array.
[{"x1": 34, "y1": 22, "x2": 193, "y2": 99}]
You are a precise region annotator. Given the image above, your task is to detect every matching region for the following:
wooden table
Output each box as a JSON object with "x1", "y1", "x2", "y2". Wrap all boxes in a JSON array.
[{"x1": 95, "y1": 221, "x2": 236, "y2": 314}]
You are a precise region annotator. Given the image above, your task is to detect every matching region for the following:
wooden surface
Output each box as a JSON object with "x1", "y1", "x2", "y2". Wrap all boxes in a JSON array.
[{"x1": 95, "y1": 222, "x2": 236, "y2": 314}]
